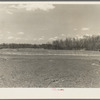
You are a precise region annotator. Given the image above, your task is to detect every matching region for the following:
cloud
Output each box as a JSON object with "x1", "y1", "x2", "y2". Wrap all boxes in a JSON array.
[
  {"x1": 7, "y1": 31, "x2": 11, "y2": 34},
  {"x1": 54, "y1": 36, "x2": 58, "y2": 39},
  {"x1": 17, "y1": 32, "x2": 24, "y2": 35},
  {"x1": 75, "y1": 34, "x2": 93, "y2": 39},
  {"x1": 75, "y1": 35, "x2": 84, "y2": 39},
  {"x1": 33, "y1": 37, "x2": 45, "y2": 41},
  {"x1": 10, "y1": 3, "x2": 55, "y2": 12},
  {"x1": 49, "y1": 38, "x2": 54, "y2": 41},
  {"x1": 38, "y1": 38, "x2": 44, "y2": 41},
  {"x1": 33, "y1": 38, "x2": 37, "y2": 41},
  {"x1": 8, "y1": 36, "x2": 14, "y2": 39},
  {"x1": 81, "y1": 28, "x2": 89, "y2": 31},
  {"x1": 0, "y1": 6, "x2": 13, "y2": 15},
  {"x1": 15, "y1": 37, "x2": 21, "y2": 40},
  {"x1": 49, "y1": 36, "x2": 58, "y2": 41},
  {"x1": 38, "y1": 37, "x2": 44, "y2": 41},
  {"x1": 37, "y1": 36, "x2": 45, "y2": 41},
  {"x1": 6, "y1": 10, "x2": 13, "y2": 15},
  {"x1": 0, "y1": 34, "x2": 3, "y2": 37},
  {"x1": 61, "y1": 34, "x2": 65, "y2": 36},
  {"x1": 41, "y1": 36, "x2": 44, "y2": 38},
  {"x1": 0, "y1": 34, "x2": 3, "y2": 39},
  {"x1": 84, "y1": 34, "x2": 92, "y2": 37},
  {"x1": 74, "y1": 28, "x2": 78, "y2": 31}
]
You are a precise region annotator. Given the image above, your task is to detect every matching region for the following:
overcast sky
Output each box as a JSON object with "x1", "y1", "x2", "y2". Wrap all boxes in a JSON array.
[{"x1": 0, "y1": 3, "x2": 100, "y2": 44}]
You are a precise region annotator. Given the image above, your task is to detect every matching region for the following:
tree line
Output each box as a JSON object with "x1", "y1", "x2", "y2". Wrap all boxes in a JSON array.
[{"x1": 0, "y1": 35, "x2": 100, "y2": 50}]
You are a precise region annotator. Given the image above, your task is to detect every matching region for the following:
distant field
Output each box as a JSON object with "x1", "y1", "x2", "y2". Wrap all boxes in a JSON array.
[
  {"x1": 0, "y1": 48, "x2": 100, "y2": 87},
  {"x1": 0, "y1": 48, "x2": 100, "y2": 56}
]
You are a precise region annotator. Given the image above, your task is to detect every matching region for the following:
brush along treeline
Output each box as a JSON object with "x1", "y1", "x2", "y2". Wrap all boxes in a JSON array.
[{"x1": 0, "y1": 35, "x2": 100, "y2": 50}]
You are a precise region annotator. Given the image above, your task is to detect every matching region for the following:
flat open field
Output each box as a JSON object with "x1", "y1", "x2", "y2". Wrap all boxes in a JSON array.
[{"x1": 0, "y1": 49, "x2": 100, "y2": 87}]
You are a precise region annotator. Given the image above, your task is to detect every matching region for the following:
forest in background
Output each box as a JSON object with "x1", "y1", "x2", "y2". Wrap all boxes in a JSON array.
[{"x1": 0, "y1": 35, "x2": 100, "y2": 51}]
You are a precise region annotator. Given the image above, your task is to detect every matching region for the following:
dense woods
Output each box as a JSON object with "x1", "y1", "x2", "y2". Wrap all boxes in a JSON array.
[{"x1": 1, "y1": 35, "x2": 100, "y2": 51}]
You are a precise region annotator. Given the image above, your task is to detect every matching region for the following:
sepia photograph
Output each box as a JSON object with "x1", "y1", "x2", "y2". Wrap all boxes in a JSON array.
[{"x1": 0, "y1": 1, "x2": 100, "y2": 89}]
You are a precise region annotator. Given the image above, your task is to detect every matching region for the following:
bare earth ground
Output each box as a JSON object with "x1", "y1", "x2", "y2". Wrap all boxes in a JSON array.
[{"x1": 0, "y1": 49, "x2": 100, "y2": 87}]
